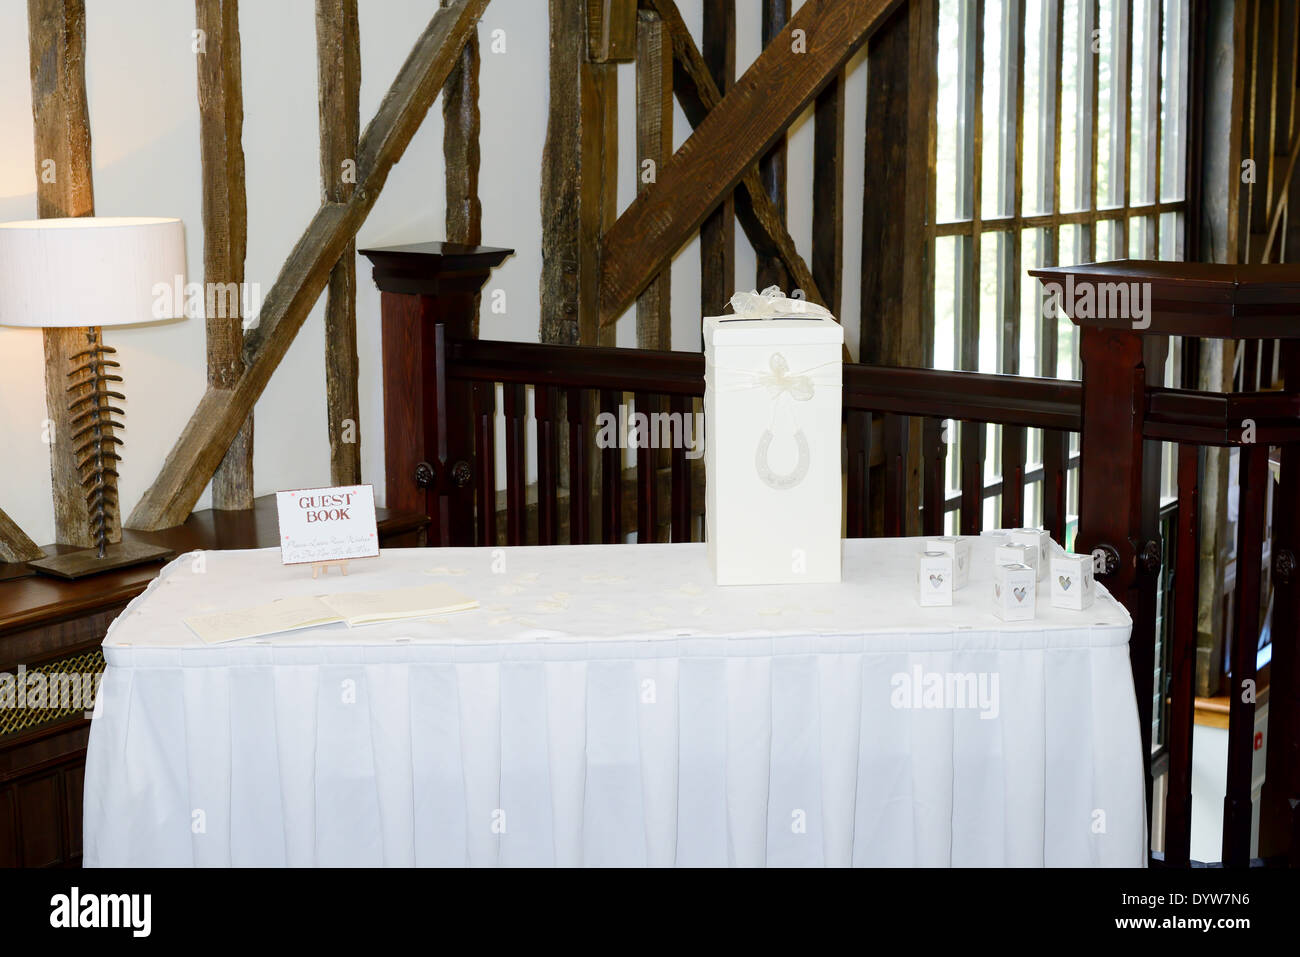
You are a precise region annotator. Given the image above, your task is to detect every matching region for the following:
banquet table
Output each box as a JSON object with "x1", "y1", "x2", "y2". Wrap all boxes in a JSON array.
[{"x1": 83, "y1": 537, "x2": 1146, "y2": 867}]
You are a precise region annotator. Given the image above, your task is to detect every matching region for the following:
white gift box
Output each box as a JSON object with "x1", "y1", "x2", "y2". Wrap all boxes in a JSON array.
[
  {"x1": 917, "y1": 552, "x2": 954, "y2": 606},
  {"x1": 1010, "y1": 527, "x2": 1052, "y2": 578},
  {"x1": 1050, "y1": 552, "x2": 1096, "y2": 610},
  {"x1": 995, "y1": 542, "x2": 1039, "y2": 579},
  {"x1": 993, "y1": 563, "x2": 1037, "y2": 621},
  {"x1": 704, "y1": 304, "x2": 843, "y2": 585},
  {"x1": 926, "y1": 536, "x2": 970, "y2": 589}
]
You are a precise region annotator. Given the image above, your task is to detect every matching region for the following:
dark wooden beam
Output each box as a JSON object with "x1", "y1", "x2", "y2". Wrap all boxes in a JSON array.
[
  {"x1": 588, "y1": 0, "x2": 637, "y2": 62},
  {"x1": 196, "y1": 0, "x2": 253, "y2": 508},
  {"x1": 602, "y1": 0, "x2": 894, "y2": 326},
  {"x1": 902, "y1": 0, "x2": 937, "y2": 369},
  {"x1": 642, "y1": 0, "x2": 826, "y2": 311},
  {"x1": 635, "y1": 9, "x2": 672, "y2": 350},
  {"x1": 127, "y1": 0, "x2": 490, "y2": 531},
  {"x1": 442, "y1": 2, "x2": 482, "y2": 250},
  {"x1": 812, "y1": 69, "x2": 845, "y2": 317},
  {"x1": 860, "y1": 5, "x2": 908, "y2": 367},
  {"x1": 756, "y1": 0, "x2": 791, "y2": 292},
  {"x1": 541, "y1": 0, "x2": 618, "y2": 345},
  {"x1": 316, "y1": 0, "x2": 362, "y2": 487},
  {"x1": 27, "y1": 0, "x2": 116, "y2": 549},
  {"x1": 698, "y1": 0, "x2": 735, "y2": 319}
]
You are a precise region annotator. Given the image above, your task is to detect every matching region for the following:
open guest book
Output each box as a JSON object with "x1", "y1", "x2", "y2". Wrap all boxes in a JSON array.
[{"x1": 183, "y1": 582, "x2": 479, "y2": 644}]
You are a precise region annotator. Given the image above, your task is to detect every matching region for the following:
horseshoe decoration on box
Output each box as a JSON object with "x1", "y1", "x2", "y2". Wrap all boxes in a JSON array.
[{"x1": 752, "y1": 352, "x2": 813, "y2": 491}]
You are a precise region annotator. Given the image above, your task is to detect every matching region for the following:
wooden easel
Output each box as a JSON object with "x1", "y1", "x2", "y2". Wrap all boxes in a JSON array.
[{"x1": 311, "y1": 559, "x2": 350, "y2": 579}]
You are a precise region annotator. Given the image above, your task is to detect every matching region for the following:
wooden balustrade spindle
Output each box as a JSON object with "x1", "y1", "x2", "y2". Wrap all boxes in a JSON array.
[
  {"x1": 670, "y1": 393, "x2": 692, "y2": 542},
  {"x1": 1000, "y1": 425, "x2": 1026, "y2": 529},
  {"x1": 472, "y1": 379, "x2": 496, "y2": 547},
  {"x1": 600, "y1": 389, "x2": 623, "y2": 543},
  {"x1": 504, "y1": 382, "x2": 527, "y2": 546},
  {"x1": 566, "y1": 388, "x2": 591, "y2": 545},
  {"x1": 959, "y1": 421, "x2": 986, "y2": 535},
  {"x1": 1222, "y1": 441, "x2": 1270, "y2": 867},
  {"x1": 1163, "y1": 443, "x2": 1200, "y2": 867},
  {"x1": 882, "y1": 414, "x2": 909, "y2": 537},
  {"x1": 634, "y1": 392, "x2": 660, "y2": 543},
  {"x1": 1042, "y1": 428, "x2": 1069, "y2": 544},
  {"x1": 846, "y1": 409, "x2": 872, "y2": 537},
  {"x1": 535, "y1": 384, "x2": 560, "y2": 546},
  {"x1": 922, "y1": 417, "x2": 947, "y2": 537},
  {"x1": 1261, "y1": 342, "x2": 1300, "y2": 864}
]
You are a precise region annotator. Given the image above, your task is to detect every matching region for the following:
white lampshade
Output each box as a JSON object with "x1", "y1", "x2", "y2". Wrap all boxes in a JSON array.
[{"x1": 0, "y1": 216, "x2": 186, "y2": 328}]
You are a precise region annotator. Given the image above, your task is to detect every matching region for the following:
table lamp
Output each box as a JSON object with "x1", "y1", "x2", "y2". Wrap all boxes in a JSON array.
[{"x1": 0, "y1": 216, "x2": 187, "y2": 579}]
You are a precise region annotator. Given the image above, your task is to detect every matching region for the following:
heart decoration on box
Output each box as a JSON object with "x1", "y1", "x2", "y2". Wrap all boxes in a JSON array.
[
  {"x1": 1059, "y1": 575, "x2": 1071, "y2": 591},
  {"x1": 930, "y1": 573, "x2": 943, "y2": 588},
  {"x1": 1013, "y1": 586, "x2": 1027, "y2": 602}
]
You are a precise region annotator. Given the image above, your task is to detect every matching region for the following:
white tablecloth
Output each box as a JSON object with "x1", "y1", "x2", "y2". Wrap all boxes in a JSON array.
[{"x1": 83, "y1": 537, "x2": 1146, "y2": 867}]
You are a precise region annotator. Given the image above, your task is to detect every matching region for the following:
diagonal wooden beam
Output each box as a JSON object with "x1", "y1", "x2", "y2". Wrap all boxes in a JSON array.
[
  {"x1": 127, "y1": 0, "x2": 490, "y2": 531},
  {"x1": 604, "y1": 0, "x2": 900, "y2": 326},
  {"x1": 0, "y1": 506, "x2": 43, "y2": 564},
  {"x1": 644, "y1": 0, "x2": 823, "y2": 310}
]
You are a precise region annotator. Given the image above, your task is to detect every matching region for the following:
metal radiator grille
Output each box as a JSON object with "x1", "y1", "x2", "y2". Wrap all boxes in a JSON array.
[{"x1": 0, "y1": 648, "x2": 105, "y2": 738}]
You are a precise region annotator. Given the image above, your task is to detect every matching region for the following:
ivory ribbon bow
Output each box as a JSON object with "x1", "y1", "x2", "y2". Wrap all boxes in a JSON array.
[
  {"x1": 757, "y1": 353, "x2": 815, "y2": 401},
  {"x1": 726, "y1": 285, "x2": 835, "y2": 320}
]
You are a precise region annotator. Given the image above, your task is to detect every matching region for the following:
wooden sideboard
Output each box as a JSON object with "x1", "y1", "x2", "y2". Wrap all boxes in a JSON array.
[{"x1": 0, "y1": 497, "x2": 427, "y2": 867}]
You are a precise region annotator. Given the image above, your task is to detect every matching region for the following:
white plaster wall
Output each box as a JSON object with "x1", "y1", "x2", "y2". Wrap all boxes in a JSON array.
[{"x1": 0, "y1": 0, "x2": 867, "y2": 543}]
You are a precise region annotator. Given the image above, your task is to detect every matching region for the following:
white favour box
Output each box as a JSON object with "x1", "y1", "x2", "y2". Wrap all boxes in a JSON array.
[
  {"x1": 994, "y1": 542, "x2": 1039, "y2": 579},
  {"x1": 1050, "y1": 552, "x2": 1096, "y2": 610},
  {"x1": 993, "y1": 562, "x2": 1037, "y2": 621},
  {"x1": 926, "y1": 536, "x2": 970, "y2": 589},
  {"x1": 1009, "y1": 527, "x2": 1052, "y2": 578},
  {"x1": 704, "y1": 311, "x2": 843, "y2": 585},
  {"x1": 917, "y1": 551, "x2": 954, "y2": 606}
]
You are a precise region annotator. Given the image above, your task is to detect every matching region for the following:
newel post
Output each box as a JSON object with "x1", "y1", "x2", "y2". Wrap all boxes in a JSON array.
[
  {"x1": 1029, "y1": 263, "x2": 1170, "y2": 833},
  {"x1": 360, "y1": 242, "x2": 512, "y2": 546},
  {"x1": 1031, "y1": 260, "x2": 1300, "y2": 866},
  {"x1": 1075, "y1": 325, "x2": 1168, "y2": 808}
]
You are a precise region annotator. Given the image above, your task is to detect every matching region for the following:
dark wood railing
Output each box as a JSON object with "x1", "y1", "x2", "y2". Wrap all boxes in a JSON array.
[
  {"x1": 1032, "y1": 260, "x2": 1300, "y2": 869},
  {"x1": 372, "y1": 250, "x2": 1300, "y2": 869},
  {"x1": 444, "y1": 336, "x2": 1082, "y2": 548}
]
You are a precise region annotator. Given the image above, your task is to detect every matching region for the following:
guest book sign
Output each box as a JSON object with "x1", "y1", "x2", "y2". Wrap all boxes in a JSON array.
[{"x1": 275, "y1": 485, "x2": 380, "y2": 565}]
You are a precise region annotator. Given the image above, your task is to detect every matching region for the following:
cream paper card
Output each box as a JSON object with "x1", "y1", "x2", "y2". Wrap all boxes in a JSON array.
[
  {"x1": 319, "y1": 583, "x2": 479, "y2": 626},
  {"x1": 184, "y1": 596, "x2": 343, "y2": 644},
  {"x1": 184, "y1": 584, "x2": 479, "y2": 643},
  {"x1": 276, "y1": 485, "x2": 380, "y2": 565}
]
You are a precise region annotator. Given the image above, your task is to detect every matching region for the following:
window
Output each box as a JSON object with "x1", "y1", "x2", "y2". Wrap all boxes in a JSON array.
[{"x1": 931, "y1": 0, "x2": 1192, "y2": 535}]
